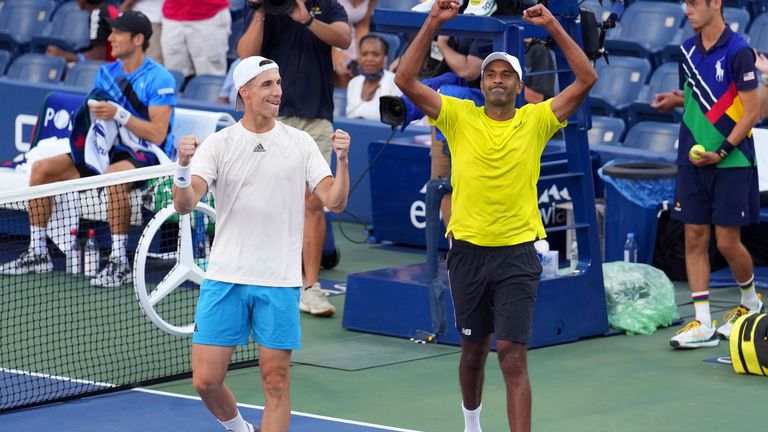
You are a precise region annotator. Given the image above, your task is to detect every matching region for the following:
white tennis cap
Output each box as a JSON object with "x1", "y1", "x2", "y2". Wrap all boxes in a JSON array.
[
  {"x1": 233, "y1": 56, "x2": 279, "y2": 111},
  {"x1": 481, "y1": 52, "x2": 523, "y2": 80}
]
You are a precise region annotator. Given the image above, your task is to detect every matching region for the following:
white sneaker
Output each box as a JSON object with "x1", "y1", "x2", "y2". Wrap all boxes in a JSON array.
[
  {"x1": 300, "y1": 283, "x2": 335, "y2": 317},
  {"x1": 670, "y1": 320, "x2": 719, "y2": 349},
  {"x1": 0, "y1": 250, "x2": 53, "y2": 275},
  {"x1": 716, "y1": 294, "x2": 764, "y2": 340},
  {"x1": 463, "y1": 0, "x2": 496, "y2": 16},
  {"x1": 411, "y1": 0, "x2": 464, "y2": 12},
  {"x1": 90, "y1": 257, "x2": 132, "y2": 288}
]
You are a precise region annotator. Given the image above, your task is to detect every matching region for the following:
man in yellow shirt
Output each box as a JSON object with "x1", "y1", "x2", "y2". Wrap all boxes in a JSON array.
[{"x1": 394, "y1": 1, "x2": 597, "y2": 431}]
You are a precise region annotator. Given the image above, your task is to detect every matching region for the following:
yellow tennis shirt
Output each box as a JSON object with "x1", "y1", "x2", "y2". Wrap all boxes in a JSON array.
[{"x1": 430, "y1": 95, "x2": 566, "y2": 247}]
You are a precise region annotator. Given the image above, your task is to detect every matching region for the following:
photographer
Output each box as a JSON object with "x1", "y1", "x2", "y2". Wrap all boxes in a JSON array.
[{"x1": 237, "y1": 0, "x2": 351, "y2": 318}]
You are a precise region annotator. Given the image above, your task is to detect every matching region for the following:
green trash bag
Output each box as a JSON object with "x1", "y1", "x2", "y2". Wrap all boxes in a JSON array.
[
  {"x1": 144, "y1": 176, "x2": 216, "y2": 236},
  {"x1": 603, "y1": 262, "x2": 680, "y2": 335}
]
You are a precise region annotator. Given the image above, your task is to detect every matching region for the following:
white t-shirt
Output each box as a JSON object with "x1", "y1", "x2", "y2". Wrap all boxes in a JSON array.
[
  {"x1": 345, "y1": 70, "x2": 402, "y2": 120},
  {"x1": 133, "y1": 0, "x2": 164, "y2": 23},
  {"x1": 190, "y1": 121, "x2": 332, "y2": 286},
  {"x1": 749, "y1": 127, "x2": 768, "y2": 192}
]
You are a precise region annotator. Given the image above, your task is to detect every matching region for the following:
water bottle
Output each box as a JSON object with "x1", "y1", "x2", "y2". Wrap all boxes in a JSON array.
[
  {"x1": 623, "y1": 232, "x2": 638, "y2": 263},
  {"x1": 84, "y1": 229, "x2": 100, "y2": 277},
  {"x1": 569, "y1": 239, "x2": 579, "y2": 273},
  {"x1": 66, "y1": 228, "x2": 81, "y2": 274}
]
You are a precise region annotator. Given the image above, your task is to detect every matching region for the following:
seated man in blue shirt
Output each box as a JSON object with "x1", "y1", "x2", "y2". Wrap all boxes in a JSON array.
[{"x1": 0, "y1": 11, "x2": 176, "y2": 288}]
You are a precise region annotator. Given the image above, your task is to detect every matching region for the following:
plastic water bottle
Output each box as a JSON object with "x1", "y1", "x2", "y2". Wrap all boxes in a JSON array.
[
  {"x1": 623, "y1": 232, "x2": 638, "y2": 263},
  {"x1": 569, "y1": 239, "x2": 579, "y2": 273},
  {"x1": 66, "y1": 228, "x2": 81, "y2": 274},
  {"x1": 84, "y1": 229, "x2": 100, "y2": 277}
]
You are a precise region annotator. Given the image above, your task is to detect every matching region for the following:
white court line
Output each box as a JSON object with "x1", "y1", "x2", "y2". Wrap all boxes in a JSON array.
[
  {"x1": 133, "y1": 388, "x2": 422, "y2": 432},
  {"x1": 0, "y1": 368, "x2": 115, "y2": 388}
]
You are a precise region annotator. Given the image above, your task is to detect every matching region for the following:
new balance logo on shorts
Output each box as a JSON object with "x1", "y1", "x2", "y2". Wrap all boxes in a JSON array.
[
  {"x1": 462, "y1": 328, "x2": 472, "y2": 336},
  {"x1": 253, "y1": 143, "x2": 265, "y2": 152}
]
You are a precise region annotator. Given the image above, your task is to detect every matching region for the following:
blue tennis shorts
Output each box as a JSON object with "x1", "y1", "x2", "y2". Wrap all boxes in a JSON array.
[
  {"x1": 192, "y1": 280, "x2": 302, "y2": 350},
  {"x1": 672, "y1": 165, "x2": 760, "y2": 227}
]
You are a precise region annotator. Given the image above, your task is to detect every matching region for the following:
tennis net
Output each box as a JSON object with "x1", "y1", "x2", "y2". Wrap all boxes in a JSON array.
[{"x1": 0, "y1": 164, "x2": 258, "y2": 412}]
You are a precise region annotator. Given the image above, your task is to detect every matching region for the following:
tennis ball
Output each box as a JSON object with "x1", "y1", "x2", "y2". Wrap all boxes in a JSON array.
[{"x1": 690, "y1": 144, "x2": 706, "y2": 159}]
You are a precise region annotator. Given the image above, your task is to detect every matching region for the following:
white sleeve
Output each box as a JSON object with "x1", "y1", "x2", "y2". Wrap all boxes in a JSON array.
[
  {"x1": 305, "y1": 133, "x2": 332, "y2": 192},
  {"x1": 190, "y1": 132, "x2": 221, "y2": 190}
]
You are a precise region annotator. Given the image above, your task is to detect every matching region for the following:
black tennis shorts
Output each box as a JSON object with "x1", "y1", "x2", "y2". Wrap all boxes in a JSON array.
[{"x1": 447, "y1": 239, "x2": 542, "y2": 343}]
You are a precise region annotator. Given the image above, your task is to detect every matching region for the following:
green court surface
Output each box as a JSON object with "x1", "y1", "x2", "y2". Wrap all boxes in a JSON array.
[{"x1": 148, "y1": 223, "x2": 768, "y2": 432}]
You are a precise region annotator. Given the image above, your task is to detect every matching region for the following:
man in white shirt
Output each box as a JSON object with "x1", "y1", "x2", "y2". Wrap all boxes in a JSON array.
[{"x1": 172, "y1": 56, "x2": 351, "y2": 432}]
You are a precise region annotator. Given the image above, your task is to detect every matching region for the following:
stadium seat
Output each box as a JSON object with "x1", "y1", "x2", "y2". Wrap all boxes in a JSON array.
[
  {"x1": 333, "y1": 87, "x2": 347, "y2": 118},
  {"x1": 181, "y1": 74, "x2": 225, "y2": 103},
  {"x1": 169, "y1": 69, "x2": 184, "y2": 91},
  {"x1": 603, "y1": 1, "x2": 685, "y2": 66},
  {"x1": 367, "y1": 32, "x2": 402, "y2": 65},
  {"x1": 0, "y1": 0, "x2": 57, "y2": 54},
  {"x1": 0, "y1": 49, "x2": 12, "y2": 75},
  {"x1": 376, "y1": 0, "x2": 420, "y2": 10},
  {"x1": 724, "y1": 6, "x2": 752, "y2": 34},
  {"x1": 588, "y1": 116, "x2": 625, "y2": 147},
  {"x1": 748, "y1": 12, "x2": 768, "y2": 53},
  {"x1": 589, "y1": 56, "x2": 651, "y2": 117},
  {"x1": 579, "y1": 0, "x2": 610, "y2": 23},
  {"x1": 63, "y1": 59, "x2": 105, "y2": 89},
  {"x1": 626, "y1": 62, "x2": 682, "y2": 126},
  {"x1": 622, "y1": 121, "x2": 679, "y2": 154},
  {"x1": 29, "y1": 1, "x2": 90, "y2": 54},
  {"x1": 228, "y1": 17, "x2": 245, "y2": 64},
  {"x1": 6, "y1": 53, "x2": 66, "y2": 83}
]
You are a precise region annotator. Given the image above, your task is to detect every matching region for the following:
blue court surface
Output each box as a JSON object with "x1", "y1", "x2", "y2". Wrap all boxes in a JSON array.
[{"x1": 0, "y1": 388, "x2": 419, "y2": 432}]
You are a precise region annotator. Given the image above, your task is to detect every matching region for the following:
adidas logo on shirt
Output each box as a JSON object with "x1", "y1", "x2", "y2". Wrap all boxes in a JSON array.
[{"x1": 253, "y1": 143, "x2": 265, "y2": 152}]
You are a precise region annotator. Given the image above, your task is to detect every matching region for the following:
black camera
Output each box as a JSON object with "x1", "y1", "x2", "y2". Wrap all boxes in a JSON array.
[
  {"x1": 248, "y1": 0, "x2": 296, "y2": 15},
  {"x1": 379, "y1": 96, "x2": 406, "y2": 127}
]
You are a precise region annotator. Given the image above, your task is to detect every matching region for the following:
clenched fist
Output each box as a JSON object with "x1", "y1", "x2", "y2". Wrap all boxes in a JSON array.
[
  {"x1": 177, "y1": 135, "x2": 200, "y2": 167},
  {"x1": 331, "y1": 129, "x2": 350, "y2": 163}
]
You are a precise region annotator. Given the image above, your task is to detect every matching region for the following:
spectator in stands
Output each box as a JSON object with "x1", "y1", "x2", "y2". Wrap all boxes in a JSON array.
[
  {"x1": 238, "y1": 0, "x2": 351, "y2": 317},
  {"x1": 173, "y1": 55, "x2": 351, "y2": 432},
  {"x1": 395, "y1": 2, "x2": 595, "y2": 430},
  {"x1": 652, "y1": 0, "x2": 763, "y2": 349},
  {"x1": 119, "y1": 0, "x2": 164, "y2": 64},
  {"x1": 333, "y1": 0, "x2": 375, "y2": 87},
  {"x1": 754, "y1": 49, "x2": 768, "y2": 122},
  {"x1": 161, "y1": 0, "x2": 230, "y2": 78},
  {"x1": 345, "y1": 34, "x2": 401, "y2": 119},
  {"x1": 0, "y1": 11, "x2": 176, "y2": 289},
  {"x1": 46, "y1": 0, "x2": 119, "y2": 63}
]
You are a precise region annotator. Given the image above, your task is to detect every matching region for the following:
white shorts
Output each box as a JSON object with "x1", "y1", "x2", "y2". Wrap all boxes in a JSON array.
[{"x1": 161, "y1": 8, "x2": 230, "y2": 77}]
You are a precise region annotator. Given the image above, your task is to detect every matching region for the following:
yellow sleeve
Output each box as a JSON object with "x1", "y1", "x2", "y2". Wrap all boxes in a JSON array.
[
  {"x1": 429, "y1": 95, "x2": 474, "y2": 146},
  {"x1": 537, "y1": 98, "x2": 568, "y2": 151}
]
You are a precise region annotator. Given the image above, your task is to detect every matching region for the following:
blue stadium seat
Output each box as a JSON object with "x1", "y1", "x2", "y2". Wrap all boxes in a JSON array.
[
  {"x1": 589, "y1": 56, "x2": 652, "y2": 117},
  {"x1": 748, "y1": 12, "x2": 768, "y2": 53},
  {"x1": 30, "y1": 1, "x2": 90, "y2": 53},
  {"x1": 367, "y1": 32, "x2": 402, "y2": 65},
  {"x1": 588, "y1": 116, "x2": 625, "y2": 147},
  {"x1": 724, "y1": 6, "x2": 751, "y2": 34},
  {"x1": 181, "y1": 74, "x2": 225, "y2": 103},
  {"x1": 376, "y1": 0, "x2": 420, "y2": 10},
  {"x1": 228, "y1": 17, "x2": 245, "y2": 64},
  {"x1": 603, "y1": 2, "x2": 685, "y2": 66},
  {"x1": 6, "y1": 53, "x2": 66, "y2": 83},
  {"x1": 0, "y1": 0, "x2": 57, "y2": 54},
  {"x1": 579, "y1": 0, "x2": 610, "y2": 23},
  {"x1": 627, "y1": 62, "x2": 682, "y2": 126},
  {"x1": 333, "y1": 87, "x2": 347, "y2": 118},
  {"x1": 169, "y1": 69, "x2": 185, "y2": 91},
  {"x1": 622, "y1": 121, "x2": 679, "y2": 154},
  {"x1": 0, "y1": 49, "x2": 12, "y2": 74},
  {"x1": 63, "y1": 59, "x2": 105, "y2": 89}
]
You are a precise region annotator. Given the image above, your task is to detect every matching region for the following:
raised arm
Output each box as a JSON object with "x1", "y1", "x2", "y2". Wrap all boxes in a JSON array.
[
  {"x1": 313, "y1": 130, "x2": 350, "y2": 212},
  {"x1": 394, "y1": 0, "x2": 461, "y2": 120},
  {"x1": 289, "y1": 0, "x2": 352, "y2": 49},
  {"x1": 173, "y1": 136, "x2": 209, "y2": 215},
  {"x1": 523, "y1": 5, "x2": 597, "y2": 122},
  {"x1": 237, "y1": 4, "x2": 266, "y2": 57}
]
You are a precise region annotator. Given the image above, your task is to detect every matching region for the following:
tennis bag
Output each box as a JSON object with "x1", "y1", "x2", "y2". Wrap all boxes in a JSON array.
[{"x1": 729, "y1": 313, "x2": 768, "y2": 376}]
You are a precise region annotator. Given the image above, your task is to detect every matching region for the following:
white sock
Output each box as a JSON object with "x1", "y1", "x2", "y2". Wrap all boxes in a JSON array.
[
  {"x1": 110, "y1": 234, "x2": 128, "y2": 263},
  {"x1": 692, "y1": 291, "x2": 711, "y2": 327},
  {"x1": 462, "y1": 402, "x2": 482, "y2": 432},
  {"x1": 737, "y1": 275, "x2": 760, "y2": 310},
  {"x1": 219, "y1": 411, "x2": 252, "y2": 432},
  {"x1": 30, "y1": 225, "x2": 46, "y2": 255}
]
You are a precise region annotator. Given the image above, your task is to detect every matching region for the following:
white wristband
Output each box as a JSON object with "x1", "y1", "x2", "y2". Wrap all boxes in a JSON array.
[
  {"x1": 174, "y1": 163, "x2": 192, "y2": 188},
  {"x1": 109, "y1": 101, "x2": 132, "y2": 126}
]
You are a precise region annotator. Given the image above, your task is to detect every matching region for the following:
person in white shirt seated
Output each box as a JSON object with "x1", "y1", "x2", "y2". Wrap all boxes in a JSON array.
[{"x1": 345, "y1": 34, "x2": 401, "y2": 120}]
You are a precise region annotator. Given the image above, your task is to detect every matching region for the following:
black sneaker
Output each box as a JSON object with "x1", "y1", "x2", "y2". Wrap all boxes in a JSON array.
[
  {"x1": 0, "y1": 250, "x2": 53, "y2": 275},
  {"x1": 90, "y1": 257, "x2": 131, "y2": 288}
]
